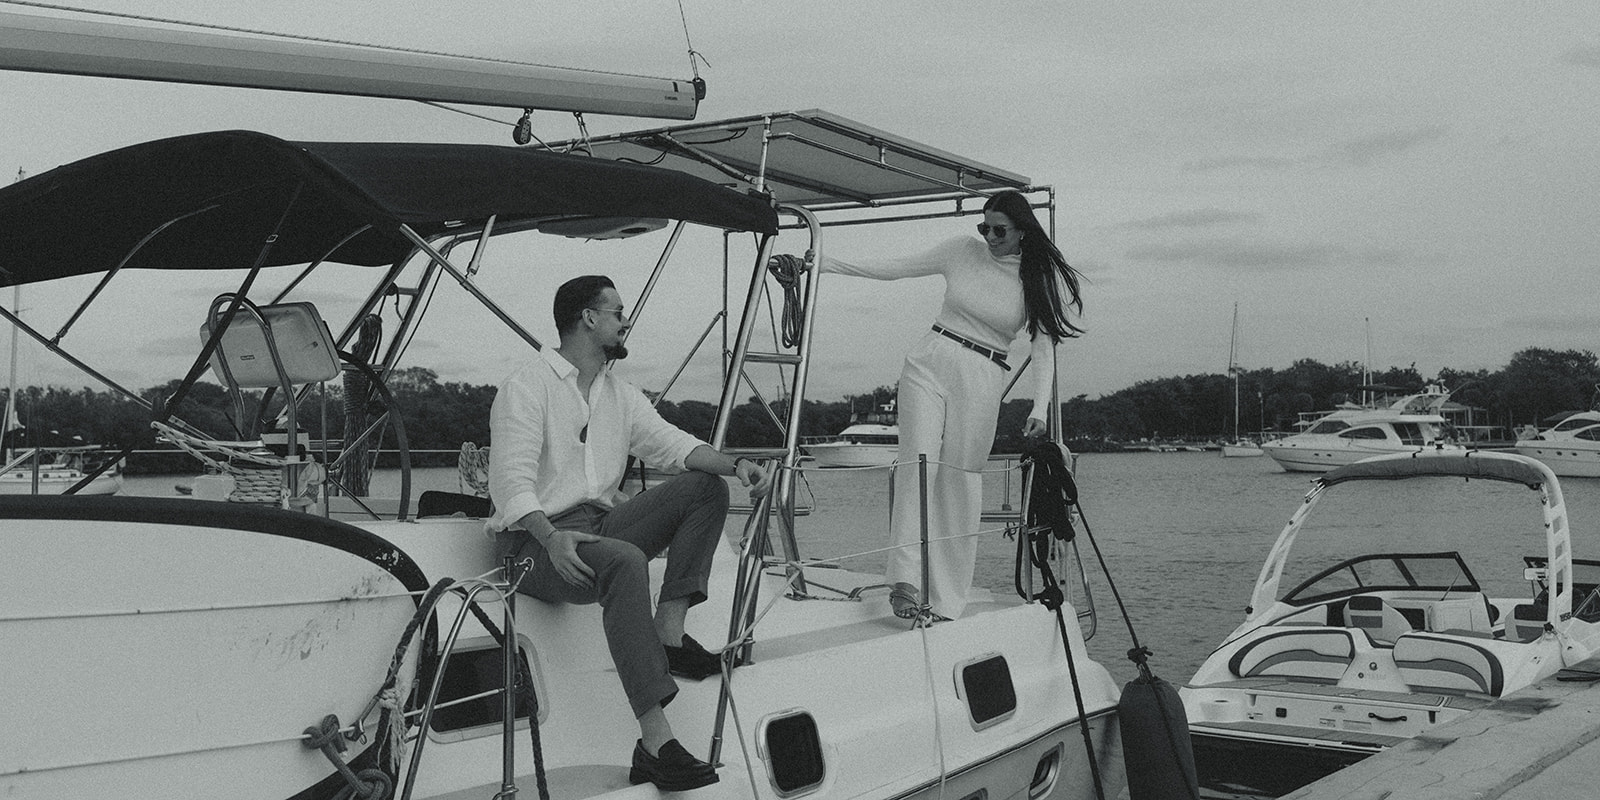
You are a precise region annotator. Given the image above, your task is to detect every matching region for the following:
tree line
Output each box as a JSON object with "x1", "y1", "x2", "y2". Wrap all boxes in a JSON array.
[{"x1": 4, "y1": 347, "x2": 1596, "y2": 474}]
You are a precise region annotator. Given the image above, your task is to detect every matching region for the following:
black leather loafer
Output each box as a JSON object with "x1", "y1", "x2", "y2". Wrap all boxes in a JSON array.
[
  {"x1": 663, "y1": 634, "x2": 720, "y2": 681},
  {"x1": 628, "y1": 738, "x2": 719, "y2": 791}
]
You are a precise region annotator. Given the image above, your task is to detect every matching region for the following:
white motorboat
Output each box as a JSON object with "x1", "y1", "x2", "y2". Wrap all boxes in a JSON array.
[
  {"x1": 1181, "y1": 450, "x2": 1600, "y2": 798},
  {"x1": 0, "y1": 108, "x2": 1163, "y2": 799},
  {"x1": 1511, "y1": 410, "x2": 1600, "y2": 477},
  {"x1": 1259, "y1": 386, "x2": 1463, "y2": 472},
  {"x1": 0, "y1": 445, "x2": 121, "y2": 495},
  {"x1": 802, "y1": 400, "x2": 898, "y2": 468}
]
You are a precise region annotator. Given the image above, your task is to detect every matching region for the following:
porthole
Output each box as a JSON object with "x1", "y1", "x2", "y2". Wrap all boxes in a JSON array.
[
  {"x1": 956, "y1": 654, "x2": 1017, "y2": 730},
  {"x1": 760, "y1": 710, "x2": 825, "y2": 796}
]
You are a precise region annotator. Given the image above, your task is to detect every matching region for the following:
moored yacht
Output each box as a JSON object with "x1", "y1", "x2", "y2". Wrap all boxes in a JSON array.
[
  {"x1": 1260, "y1": 386, "x2": 1462, "y2": 472},
  {"x1": 802, "y1": 399, "x2": 898, "y2": 468},
  {"x1": 1511, "y1": 410, "x2": 1600, "y2": 477}
]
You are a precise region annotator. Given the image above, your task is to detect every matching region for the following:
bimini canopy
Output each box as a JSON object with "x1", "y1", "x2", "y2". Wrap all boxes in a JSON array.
[
  {"x1": 555, "y1": 109, "x2": 1035, "y2": 214},
  {"x1": 0, "y1": 129, "x2": 779, "y2": 286},
  {"x1": 1319, "y1": 451, "x2": 1551, "y2": 490}
]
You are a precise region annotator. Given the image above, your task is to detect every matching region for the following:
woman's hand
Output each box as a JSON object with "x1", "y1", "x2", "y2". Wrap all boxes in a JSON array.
[{"x1": 1023, "y1": 417, "x2": 1048, "y2": 438}]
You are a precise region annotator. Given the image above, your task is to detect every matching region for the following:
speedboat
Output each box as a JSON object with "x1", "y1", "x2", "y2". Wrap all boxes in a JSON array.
[
  {"x1": 802, "y1": 400, "x2": 898, "y2": 468},
  {"x1": 1260, "y1": 386, "x2": 1463, "y2": 472},
  {"x1": 1180, "y1": 450, "x2": 1600, "y2": 798},
  {"x1": 0, "y1": 110, "x2": 1149, "y2": 799},
  {"x1": 1512, "y1": 410, "x2": 1600, "y2": 477}
]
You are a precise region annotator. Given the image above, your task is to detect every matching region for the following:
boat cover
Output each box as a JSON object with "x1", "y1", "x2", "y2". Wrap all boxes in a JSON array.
[
  {"x1": 0, "y1": 130, "x2": 779, "y2": 286},
  {"x1": 1319, "y1": 451, "x2": 1547, "y2": 490}
]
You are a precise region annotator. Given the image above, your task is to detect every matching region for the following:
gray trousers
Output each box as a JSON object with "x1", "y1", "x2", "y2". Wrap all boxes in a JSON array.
[{"x1": 500, "y1": 470, "x2": 729, "y2": 718}]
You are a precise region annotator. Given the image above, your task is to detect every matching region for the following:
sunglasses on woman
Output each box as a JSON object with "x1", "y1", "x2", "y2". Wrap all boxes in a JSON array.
[{"x1": 976, "y1": 223, "x2": 1013, "y2": 238}]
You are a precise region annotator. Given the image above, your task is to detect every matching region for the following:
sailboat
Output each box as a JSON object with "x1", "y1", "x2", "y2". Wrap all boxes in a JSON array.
[{"x1": 1220, "y1": 303, "x2": 1263, "y2": 457}]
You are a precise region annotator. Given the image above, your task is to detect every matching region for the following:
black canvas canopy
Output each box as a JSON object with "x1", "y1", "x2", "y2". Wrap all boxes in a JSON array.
[{"x1": 0, "y1": 129, "x2": 779, "y2": 286}]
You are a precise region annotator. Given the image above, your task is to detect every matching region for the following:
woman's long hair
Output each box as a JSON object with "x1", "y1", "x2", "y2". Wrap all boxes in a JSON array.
[{"x1": 984, "y1": 190, "x2": 1084, "y2": 342}]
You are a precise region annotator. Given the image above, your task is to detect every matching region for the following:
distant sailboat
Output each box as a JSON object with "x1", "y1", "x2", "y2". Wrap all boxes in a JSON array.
[{"x1": 1220, "y1": 303, "x2": 1263, "y2": 457}]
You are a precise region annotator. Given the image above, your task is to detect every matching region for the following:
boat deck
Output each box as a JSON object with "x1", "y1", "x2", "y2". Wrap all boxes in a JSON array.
[
  {"x1": 1284, "y1": 659, "x2": 1600, "y2": 798},
  {"x1": 1189, "y1": 677, "x2": 1496, "y2": 711}
]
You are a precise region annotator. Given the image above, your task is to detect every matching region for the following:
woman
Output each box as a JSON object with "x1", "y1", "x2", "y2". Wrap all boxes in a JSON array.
[{"x1": 776, "y1": 190, "x2": 1084, "y2": 619}]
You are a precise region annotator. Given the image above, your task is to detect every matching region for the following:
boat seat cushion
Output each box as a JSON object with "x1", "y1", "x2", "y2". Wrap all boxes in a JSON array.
[
  {"x1": 1344, "y1": 595, "x2": 1417, "y2": 644},
  {"x1": 1228, "y1": 628, "x2": 1356, "y2": 683},
  {"x1": 1392, "y1": 633, "x2": 1504, "y2": 696},
  {"x1": 1510, "y1": 603, "x2": 1547, "y2": 642}
]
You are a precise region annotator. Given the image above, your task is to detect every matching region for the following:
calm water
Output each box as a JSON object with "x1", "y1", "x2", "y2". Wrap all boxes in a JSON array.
[{"x1": 123, "y1": 452, "x2": 1600, "y2": 686}]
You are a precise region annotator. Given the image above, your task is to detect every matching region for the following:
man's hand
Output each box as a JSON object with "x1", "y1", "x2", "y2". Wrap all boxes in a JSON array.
[
  {"x1": 1023, "y1": 417, "x2": 1048, "y2": 438},
  {"x1": 735, "y1": 458, "x2": 775, "y2": 499},
  {"x1": 546, "y1": 529, "x2": 601, "y2": 589}
]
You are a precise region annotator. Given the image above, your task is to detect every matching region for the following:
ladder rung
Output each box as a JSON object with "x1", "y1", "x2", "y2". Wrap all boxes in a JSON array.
[{"x1": 743, "y1": 352, "x2": 802, "y2": 366}]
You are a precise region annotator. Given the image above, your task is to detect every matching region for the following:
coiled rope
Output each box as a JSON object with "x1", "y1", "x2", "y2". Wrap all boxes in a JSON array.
[{"x1": 766, "y1": 253, "x2": 808, "y2": 349}]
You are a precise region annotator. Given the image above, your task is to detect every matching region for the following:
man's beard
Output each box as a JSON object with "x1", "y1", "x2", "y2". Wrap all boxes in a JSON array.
[{"x1": 603, "y1": 343, "x2": 629, "y2": 360}]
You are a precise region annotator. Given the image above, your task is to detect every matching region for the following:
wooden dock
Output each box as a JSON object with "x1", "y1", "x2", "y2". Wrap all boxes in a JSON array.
[{"x1": 1284, "y1": 657, "x2": 1600, "y2": 799}]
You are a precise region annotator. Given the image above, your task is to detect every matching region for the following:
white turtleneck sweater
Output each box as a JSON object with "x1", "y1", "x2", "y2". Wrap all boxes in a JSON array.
[{"x1": 819, "y1": 236, "x2": 1059, "y2": 421}]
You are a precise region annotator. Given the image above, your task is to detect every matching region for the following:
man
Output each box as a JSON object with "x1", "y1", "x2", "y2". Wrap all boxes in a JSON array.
[{"x1": 488, "y1": 275, "x2": 771, "y2": 791}]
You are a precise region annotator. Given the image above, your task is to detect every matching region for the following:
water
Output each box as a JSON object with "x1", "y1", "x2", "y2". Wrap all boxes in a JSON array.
[{"x1": 121, "y1": 452, "x2": 1600, "y2": 685}]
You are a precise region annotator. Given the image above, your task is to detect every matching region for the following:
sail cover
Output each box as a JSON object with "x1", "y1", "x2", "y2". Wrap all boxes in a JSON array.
[{"x1": 0, "y1": 129, "x2": 778, "y2": 286}]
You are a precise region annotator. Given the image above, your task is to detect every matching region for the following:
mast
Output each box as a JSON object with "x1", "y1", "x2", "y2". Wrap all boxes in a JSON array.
[{"x1": 1228, "y1": 302, "x2": 1241, "y2": 441}]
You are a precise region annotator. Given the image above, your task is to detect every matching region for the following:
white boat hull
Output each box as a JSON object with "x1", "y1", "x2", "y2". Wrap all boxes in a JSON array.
[
  {"x1": 803, "y1": 442, "x2": 898, "y2": 468},
  {"x1": 0, "y1": 496, "x2": 427, "y2": 799},
  {"x1": 0, "y1": 469, "x2": 121, "y2": 494},
  {"x1": 1260, "y1": 442, "x2": 1458, "y2": 473},
  {"x1": 1219, "y1": 443, "x2": 1263, "y2": 458},
  {"x1": 1511, "y1": 443, "x2": 1600, "y2": 477},
  {"x1": 1, "y1": 496, "x2": 1126, "y2": 800}
]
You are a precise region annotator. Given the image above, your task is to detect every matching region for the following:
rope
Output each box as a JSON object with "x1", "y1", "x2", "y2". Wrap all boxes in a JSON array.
[{"x1": 766, "y1": 253, "x2": 806, "y2": 349}]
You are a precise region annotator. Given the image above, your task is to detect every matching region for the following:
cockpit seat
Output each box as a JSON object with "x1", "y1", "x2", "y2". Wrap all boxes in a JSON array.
[
  {"x1": 1344, "y1": 595, "x2": 1417, "y2": 644},
  {"x1": 1392, "y1": 632, "x2": 1504, "y2": 696},
  {"x1": 1510, "y1": 603, "x2": 1548, "y2": 642},
  {"x1": 1227, "y1": 628, "x2": 1356, "y2": 684}
]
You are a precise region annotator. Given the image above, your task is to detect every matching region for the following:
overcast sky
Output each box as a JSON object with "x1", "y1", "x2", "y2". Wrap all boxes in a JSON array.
[{"x1": 2, "y1": 1, "x2": 1598, "y2": 409}]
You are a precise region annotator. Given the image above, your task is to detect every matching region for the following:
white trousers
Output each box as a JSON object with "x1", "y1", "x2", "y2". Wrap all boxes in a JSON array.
[{"x1": 885, "y1": 331, "x2": 1006, "y2": 619}]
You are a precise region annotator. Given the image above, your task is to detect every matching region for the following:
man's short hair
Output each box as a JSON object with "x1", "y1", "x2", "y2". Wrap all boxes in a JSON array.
[{"x1": 553, "y1": 275, "x2": 616, "y2": 335}]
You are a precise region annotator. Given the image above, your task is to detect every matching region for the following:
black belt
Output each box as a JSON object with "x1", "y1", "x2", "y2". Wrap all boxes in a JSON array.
[{"x1": 932, "y1": 325, "x2": 1010, "y2": 371}]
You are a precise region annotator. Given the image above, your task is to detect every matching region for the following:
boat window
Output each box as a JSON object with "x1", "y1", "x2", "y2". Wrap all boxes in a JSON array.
[
  {"x1": 1307, "y1": 420, "x2": 1350, "y2": 435},
  {"x1": 1338, "y1": 426, "x2": 1388, "y2": 441},
  {"x1": 958, "y1": 654, "x2": 1017, "y2": 730},
  {"x1": 426, "y1": 636, "x2": 545, "y2": 742},
  {"x1": 762, "y1": 711, "x2": 826, "y2": 796},
  {"x1": 1554, "y1": 417, "x2": 1595, "y2": 432},
  {"x1": 1576, "y1": 428, "x2": 1600, "y2": 442},
  {"x1": 1391, "y1": 422, "x2": 1429, "y2": 445},
  {"x1": 1282, "y1": 552, "x2": 1479, "y2": 605}
]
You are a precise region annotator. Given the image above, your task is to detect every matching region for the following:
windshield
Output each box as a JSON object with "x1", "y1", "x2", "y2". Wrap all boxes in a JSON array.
[{"x1": 1282, "y1": 552, "x2": 1480, "y2": 605}]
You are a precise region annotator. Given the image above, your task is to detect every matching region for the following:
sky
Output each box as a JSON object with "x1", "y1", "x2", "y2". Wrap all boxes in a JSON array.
[{"x1": 2, "y1": 1, "x2": 1598, "y2": 410}]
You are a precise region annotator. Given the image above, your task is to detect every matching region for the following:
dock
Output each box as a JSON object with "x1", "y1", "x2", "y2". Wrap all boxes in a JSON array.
[{"x1": 1284, "y1": 657, "x2": 1600, "y2": 799}]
